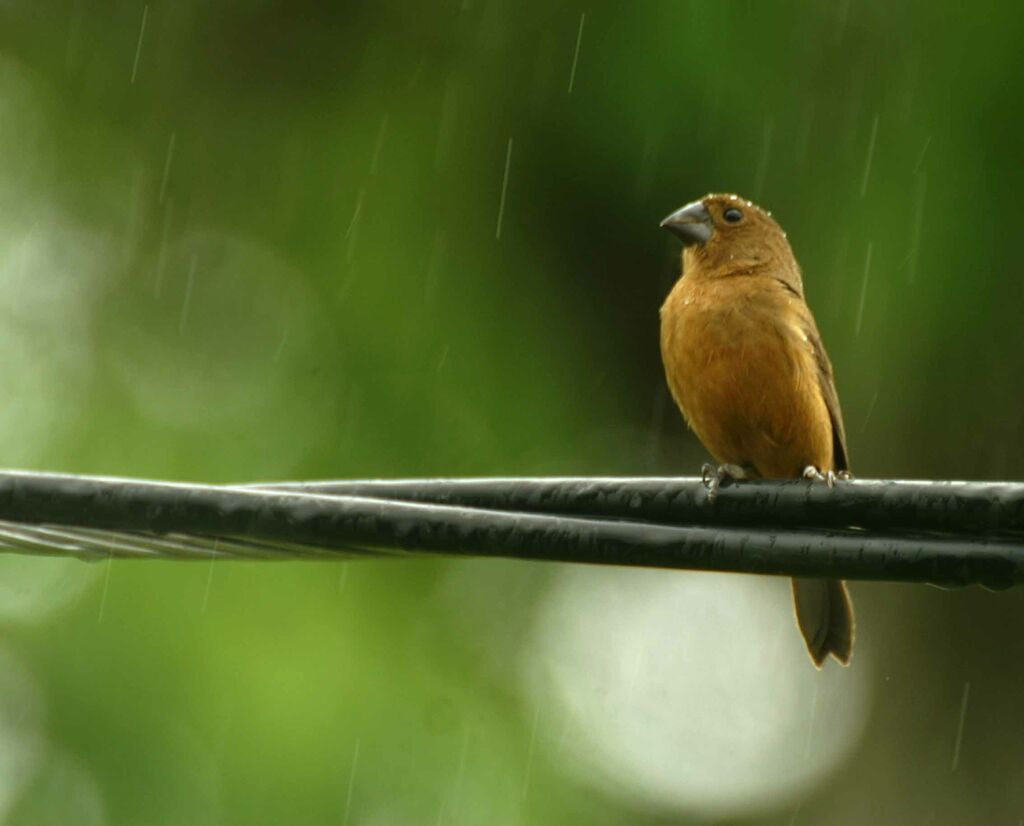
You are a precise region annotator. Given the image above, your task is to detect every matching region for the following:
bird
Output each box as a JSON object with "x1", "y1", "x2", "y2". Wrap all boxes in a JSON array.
[{"x1": 658, "y1": 192, "x2": 854, "y2": 667}]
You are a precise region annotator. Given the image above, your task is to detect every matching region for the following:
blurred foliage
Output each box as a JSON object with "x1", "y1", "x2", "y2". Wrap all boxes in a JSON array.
[{"x1": 1, "y1": 1, "x2": 1024, "y2": 824}]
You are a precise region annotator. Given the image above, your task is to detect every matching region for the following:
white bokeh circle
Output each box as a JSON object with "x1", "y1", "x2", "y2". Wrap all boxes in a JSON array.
[{"x1": 523, "y1": 567, "x2": 870, "y2": 818}]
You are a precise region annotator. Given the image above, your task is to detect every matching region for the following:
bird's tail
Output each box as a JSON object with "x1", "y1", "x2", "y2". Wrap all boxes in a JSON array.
[{"x1": 791, "y1": 578, "x2": 854, "y2": 667}]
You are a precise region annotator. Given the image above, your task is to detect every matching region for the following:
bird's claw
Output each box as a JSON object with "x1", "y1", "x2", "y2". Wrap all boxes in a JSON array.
[
  {"x1": 802, "y1": 466, "x2": 853, "y2": 488},
  {"x1": 802, "y1": 465, "x2": 832, "y2": 486},
  {"x1": 702, "y1": 463, "x2": 748, "y2": 503}
]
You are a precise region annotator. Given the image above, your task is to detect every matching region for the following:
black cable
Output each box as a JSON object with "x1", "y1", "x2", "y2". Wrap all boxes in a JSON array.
[
  {"x1": 249, "y1": 477, "x2": 1024, "y2": 538},
  {"x1": 0, "y1": 471, "x2": 1018, "y2": 588}
]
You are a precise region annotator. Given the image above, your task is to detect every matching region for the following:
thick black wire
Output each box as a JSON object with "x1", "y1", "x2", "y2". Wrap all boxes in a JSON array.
[
  {"x1": 249, "y1": 477, "x2": 1024, "y2": 538},
  {"x1": 0, "y1": 471, "x2": 1019, "y2": 588}
]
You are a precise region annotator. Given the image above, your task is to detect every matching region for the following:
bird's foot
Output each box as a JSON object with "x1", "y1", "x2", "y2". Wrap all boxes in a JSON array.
[
  {"x1": 801, "y1": 465, "x2": 835, "y2": 487},
  {"x1": 801, "y1": 466, "x2": 853, "y2": 488},
  {"x1": 702, "y1": 463, "x2": 748, "y2": 503}
]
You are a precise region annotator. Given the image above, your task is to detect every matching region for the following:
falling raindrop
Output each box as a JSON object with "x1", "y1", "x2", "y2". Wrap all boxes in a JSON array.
[
  {"x1": 370, "y1": 114, "x2": 389, "y2": 177},
  {"x1": 860, "y1": 113, "x2": 879, "y2": 197},
  {"x1": 345, "y1": 189, "x2": 364, "y2": 265},
  {"x1": 568, "y1": 13, "x2": 586, "y2": 94},
  {"x1": 342, "y1": 740, "x2": 361, "y2": 825},
  {"x1": 158, "y1": 132, "x2": 177, "y2": 205},
  {"x1": 521, "y1": 705, "x2": 541, "y2": 800},
  {"x1": 130, "y1": 5, "x2": 149, "y2": 84},
  {"x1": 861, "y1": 388, "x2": 880, "y2": 433},
  {"x1": 951, "y1": 681, "x2": 970, "y2": 771},
  {"x1": 495, "y1": 137, "x2": 513, "y2": 240},
  {"x1": 913, "y1": 136, "x2": 932, "y2": 174}
]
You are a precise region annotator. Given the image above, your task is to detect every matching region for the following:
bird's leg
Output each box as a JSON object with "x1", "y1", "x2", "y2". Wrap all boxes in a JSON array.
[{"x1": 701, "y1": 462, "x2": 748, "y2": 503}]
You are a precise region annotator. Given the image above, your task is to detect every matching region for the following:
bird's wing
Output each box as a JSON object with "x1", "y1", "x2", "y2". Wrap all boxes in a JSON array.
[
  {"x1": 770, "y1": 275, "x2": 850, "y2": 473},
  {"x1": 804, "y1": 319, "x2": 850, "y2": 473}
]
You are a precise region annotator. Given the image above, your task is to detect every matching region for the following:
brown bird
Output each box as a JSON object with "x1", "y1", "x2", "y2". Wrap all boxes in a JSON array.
[{"x1": 658, "y1": 193, "x2": 854, "y2": 667}]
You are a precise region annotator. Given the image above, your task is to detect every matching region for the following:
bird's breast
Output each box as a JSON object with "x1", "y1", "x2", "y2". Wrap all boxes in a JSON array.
[{"x1": 659, "y1": 275, "x2": 832, "y2": 476}]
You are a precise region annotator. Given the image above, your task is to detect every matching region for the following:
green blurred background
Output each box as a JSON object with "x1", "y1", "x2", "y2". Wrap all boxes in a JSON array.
[{"x1": 0, "y1": 1, "x2": 1023, "y2": 823}]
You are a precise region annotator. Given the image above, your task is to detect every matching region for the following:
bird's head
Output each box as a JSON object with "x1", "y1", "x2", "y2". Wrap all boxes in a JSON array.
[{"x1": 660, "y1": 193, "x2": 801, "y2": 289}]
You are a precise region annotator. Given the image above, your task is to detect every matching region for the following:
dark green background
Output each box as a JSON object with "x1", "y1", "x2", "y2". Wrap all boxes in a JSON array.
[{"x1": 0, "y1": 1, "x2": 1022, "y2": 823}]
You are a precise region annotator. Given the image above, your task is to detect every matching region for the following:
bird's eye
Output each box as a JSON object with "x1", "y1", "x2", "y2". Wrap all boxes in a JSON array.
[{"x1": 723, "y1": 208, "x2": 743, "y2": 224}]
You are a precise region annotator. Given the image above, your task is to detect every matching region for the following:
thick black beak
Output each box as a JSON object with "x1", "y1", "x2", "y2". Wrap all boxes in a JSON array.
[{"x1": 660, "y1": 201, "x2": 713, "y2": 246}]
